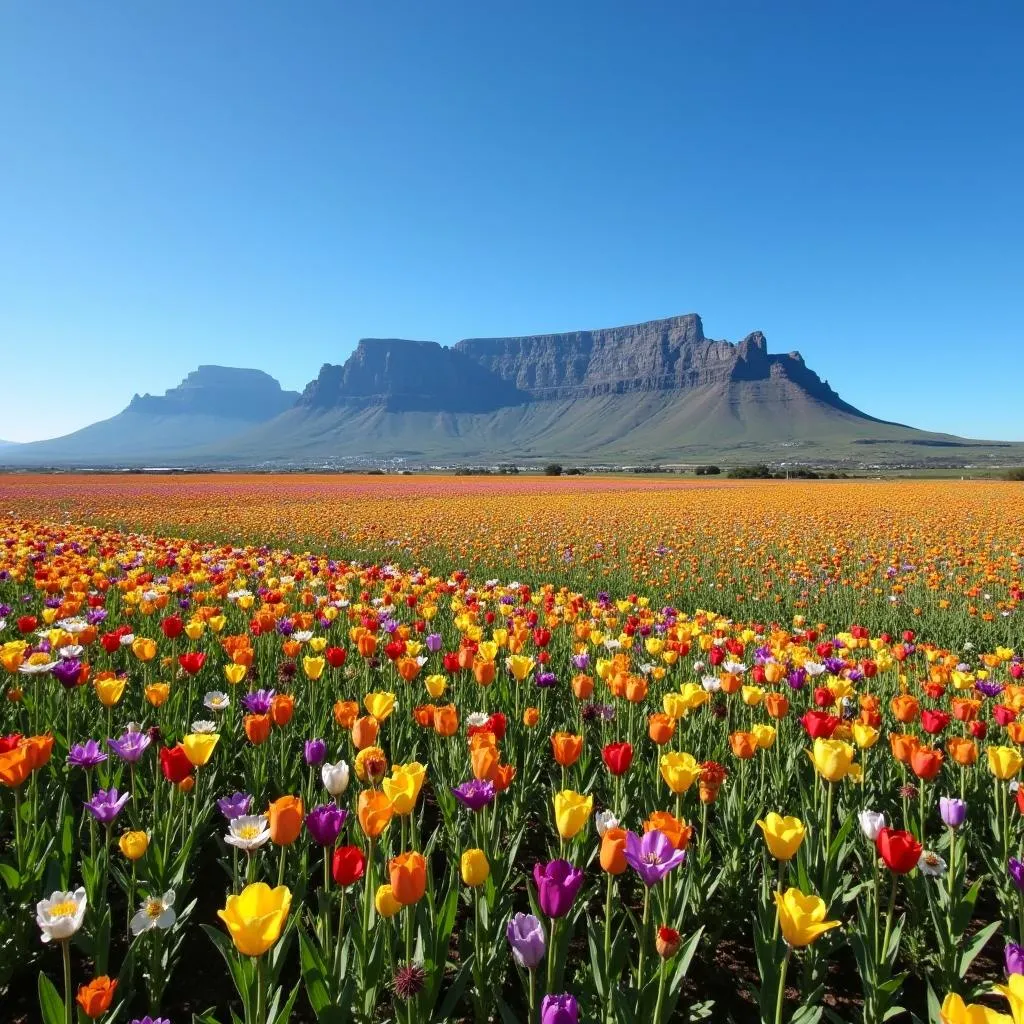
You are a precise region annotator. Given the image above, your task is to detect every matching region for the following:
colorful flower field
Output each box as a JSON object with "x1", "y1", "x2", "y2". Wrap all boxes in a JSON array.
[{"x1": 0, "y1": 476, "x2": 1023, "y2": 1022}]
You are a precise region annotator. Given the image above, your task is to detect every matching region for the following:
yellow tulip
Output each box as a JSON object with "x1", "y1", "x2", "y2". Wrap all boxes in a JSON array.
[
  {"x1": 425, "y1": 674, "x2": 447, "y2": 699},
  {"x1": 659, "y1": 751, "x2": 700, "y2": 794},
  {"x1": 207, "y1": 615, "x2": 226, "y2": 633},
  {"x1": 807, "y1": 738, "x2": 855, "y2": 783},
  {"x1": 553, "y1": 790, "x2": 593, "y2": 840},
  {"x1": 119, "y1": 830, "x2": 149, "y2": 861},
  {"x1": 774, "y1": 888, "x2": 840, "y2": 947},
  {"x1": 217, "y1": 883, "x2": 291, "y2": 956},
  {"x1": 302, "y1": 656, "x2": 325, "y2": 681},
  {"x1": 752, "y1": 724, "x2": 777, "y2": 750},
  {"x1": 461, "y1": 848, "x2": 490, "y2": 887},
  {"x1": 993, "y1": 974, "x2": 1024, "y2": 1023},
  {"x1": 309, "y1": 636, "x2": 327, "y2": 653},
  {"x1": 95, "y1": 677, "x2": 126, "y2": 707},
  {"x1": 679, "y1": 682, "x2": 710, "y2": 711},
  {"x1": 756, "y1": 814, "x2": 806, "y2": 861},
  {"x1": 374, "y1": 884, "x2": 402, "y2": 918},
  {"x1": 364, "y1": 691, "x2": 396, "y2": 722},
  {"x1": 224, "y1": 664, "x2": 247, "y2": 685},
  {"x1": 506, "y1": 655, "x2": 535, "y2": 682},
  {"x1": 663, "y1": 693, "x2": 687, "y2": 719},
  {"x1": 131, "y1": 637, "x2": 157, "y2": 662},
  {"x1": 741, "y1": 685, "x2": 764, "y2": 707},
  {"x1": 145, "y1": 683, "x2": 170, "y2": 708},
  {"x1": 382, "y1": 762, "x2": 427, "y2": 816},
  {"x1": 184, "y1": 620, "x2": 205, "y2": 640},
  {"x1": 988, "y1": 746, "x2": 1024, "y2": 781},
  {"x1": 939, "y1": 992, "x2": 1012, "y2": 1024},
  {"x1": 182, "y1": 733, "x2": 219, "y2": 767},
  {"x1": 852, "y1": 723, "x2": 880, "y2": 749}
]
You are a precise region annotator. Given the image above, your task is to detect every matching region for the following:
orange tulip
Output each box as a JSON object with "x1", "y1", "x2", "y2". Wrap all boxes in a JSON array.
[
  {"x1": 270, "y1": 694, "x2": 294, "y2": 727},
  {"x1": 888, "y1": 732, "x2": 920, "y2": 765},
  {"x1": 890, "y1": 695, "x2": 920, "y2": 724},
  {"x1": 389, "y1": 851, "x2": 427, "y2": 905},
  {"x1": 522, "y1": 707, "x2": 540, "y2": 727},
  {"x1": 910, "y1": 746, "x2": 944, "y2": 781},
  {"x1": 600, "y1": 827, "x2": 628, "y2": 874},
  {"x1": 471, "y1": 739, "x2": 499, "y2": 781},
  {"x1": 433, "y1": 705, "x2": 459, "y2": 737},
  {"x1": 356, "y1": 633, "x2": 378, "y2": 658},
  {"x1": 412, "y1": 704, "x2": 436, "y2": 728},
  {"x1": 625, "y1": 675, "x2": 649, "y2": 703},
  {"x1": 644, "y1": 810, "x2": 693, "y2": 851},
  {"x1": 358, "y1": 789, "x2": 393, "y2": 838},
  {"x1": 729, "y1": 731, "x2": 758, "y2": 760},
  {"x1": 719, "y1": 672, "x2": 743, "y2": 695},
  {"x1": 765, "y1": 693, "x2": 790, "y2": 719},
  {"x1": 334, "y1": 700, "x2": 359, "y2": 728},
  {"x1": 268, "y1": 796, "x2": 304, "y2": 845},
  {"x1": 352, "y1": 716, "x2": 380, "y2": 750},
  {"x1": 648, "y1": 713, "x2": 676, "y2": 745},
  {"x1": 76, "y1": 976, "x2": 117, "y2": 1019},
  {"x1": 244, "y1": 713, "x2": 271, "y2": 745},
  {"x1": 951, "y1": 698, "x2": 982, "y2": 723},
  {"x1": 572, "y1": 674, "x2": 594, "y2": 700},
  {"x1": 492, "y1": 762, "x2": 516, "y2": 792},
  {"x1": 472, "y1": 658, "x2": 495, "y2": 686},
  {"x1": 551, "y1": 732, "x2": 583, "y2": 767},
  {"x1": 947, "y1": 737, "x2": 978, "y2": 767},
  {"x1": 0, "y1": 744, "x2": 31, "y2": 788},
  {"x1": 23, "y1": 733, "x2": 54, "y2": 771}
]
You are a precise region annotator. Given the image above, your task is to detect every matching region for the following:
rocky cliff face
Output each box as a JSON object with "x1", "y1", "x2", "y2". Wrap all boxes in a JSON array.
[{"x1": 127, "y1": 366, "x2": 299, "y2": 420}]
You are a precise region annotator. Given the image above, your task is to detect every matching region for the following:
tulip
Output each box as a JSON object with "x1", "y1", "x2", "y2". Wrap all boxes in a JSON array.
[
  {"x1": 268, "y1": 796, "x2": 304, "y2": 845},
  {"x1": 858, "y1": 810, "x2": 886, "y2": 840},
  {"x1": 182, "y1": 732, "x2": 219, "y2": 767},
  {"x1": 507, "y1": 911, "x2": 546, "y2": 968},
  {"x1": 306, "y1": 804, "x2": 346, "y2": 846},
  {"x1": 303, "y1": 739, "x2": 327, "y2": 766},
  {"x1": 533, "y1": 859, "x2": 584, "y2": 918},
  {"x1": 382, "y1": 762, "x2": 426, "y2": 815},
  {"x1": 332, "y1": 845, "x2": 366, "y2": 886},
  {"x1": 1006, "y1": 942, "x2": 1024, "y2": 977},
  {"x1": 119, "y1": 830, "x2": 149, "y2": 861},
  {"x1": 357, "y1": 789, "x2": 393, "y2": 837},
  {"x1": 876, "y1": 827, "x2": 922, "y2": 874},
  {"x1": 461, "y1": 848, "x2": 490, "y2": 886},
  {"x1": 76, "y1": 976, "x2": 117, "y2": 1019},
  {"x1": 989, "y1": 746, "x2": 1024, "y2": 781},
  {"x1": 159, "y1": 745, "x2": 192, "y2": 784},
  {"x1": 643, "y1": 811, "x2": 693, "y2": 851},
  {"x1": 551, "y1": 732, "x2": 583, "y2": 767},
  {"x1": 807, "y1": 738, "x2": 855, "y2": 782},
  {"x1": 659, "y1": 751, "x2": 700, "y2": 794},
  {"x1": 553, "y1": 790, "x2": 593, "y2": 840},
  {"x1": 757, "y1": 813, "x2": 806, "y2": 861},
  {"x1": 375, "y1": 884, "x2": 402, "y2": 918},
  {"x1": 774, "y1": 888, "x2": 840, "y2": 947},
  {"x1": 322, "y1": 760, "x2": 350, "y2": 796},
  {"x1": 302, "y1": 655, "x2": 325, "y2": 680},
  {"x1": 389, "y1": 851, "x2": 427, "y2": 906},
  {"x1": 656, "y1": 926, "x2": 681, "y2": 958},
  {"x1": 625, "y1": 829, "x2": 686, "y2": 887},
  {"x1": 364, "y1": 691, "x2": 396, "y2": 722},
  {"x1": 541, "y1": 993, "x2": 579, "y2": 1024},
  {"x1": 599, "y1": 827, "x2": 628, "y2": 874},
  {"x1": 939, "y1": 796, "x2": 967, "y2": 830},
  {"x1": 938, "y1": 992, "x2": 1012, "y2": 1024},
  {"x1": 217, "y1": 882, "x2": 291, "y2": 956}
]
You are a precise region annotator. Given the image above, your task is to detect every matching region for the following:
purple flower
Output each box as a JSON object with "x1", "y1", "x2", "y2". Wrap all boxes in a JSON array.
[
  {"x1": 787, "y1": 668, "x2": 807, "y2": 691},
  {"x1": 276, "y1": 619, "x2": 295, "y2": 636},
  {"x1": 304, "y1": 739, "x2": 327, "y2": 766},
  {"x1": 306, "y1": 803, "x2": 347, "y2": 846},
  {"x1": 625, "y1": 829, "x2": 686, "y2": 887},
  {"x1": 52, "y1": 659, "x2": 82, "y2": 688},
  {"x1": 536, "y1": 672, "x2": 558, "y2": 688},
  {"x1": 85, "y1": 787, "x2": 131, "y2": 825},
  {"x1": 1010, "y1": 858, "x2": 1024, "y2": 892},
  {"x1": 67, "y1": 740, "x2": 107, "y2": 769},
  {"x1": 977, "y1": 681, "x2": 1004, "y2": 699},
  {"x1": 129, "y1": 1018, "x2": 172, "y2": 1024},
  {"x1": 533, "y1": 859, "x2": 584, "y2": 918},
  {"x1": 452, "y1": 779, "x2": 495, "y2": 812},
  {"x1": 939, "y1": 796, "x2": 967, "y2": 830},
  {"x1": 541, "y1": 993, "x2": 579, "y2": 1024},
  {"x1": 243, "y1": 689, "x2": 276, "y2": 715},
  {"x1": 217, "y1": 792, "x2": 252, "y2": 820},
  {"x1": 108, "y1": 729, "x2": 152, "y2": 764},
  {"x1": 506, "y1": 912, "x2": 546, "y2": 969},
  {"x1": 425, "y1": 633, "x2": 443, "y2": 653},
  {"x1": 1007, "y1": 942, "x2": 1024, "y2": 977},
  {"x1": 571, "y1": 653, "x2": 589, "y2": 671}
]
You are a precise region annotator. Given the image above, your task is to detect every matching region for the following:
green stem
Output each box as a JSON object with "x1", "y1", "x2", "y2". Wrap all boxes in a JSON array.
[
  {"x1": 636, "y1": 887, "x2": 650, "y2": 990},
  {"x1": 62, "y1": 940, "x2": 72, "y2": 1024},
  {"x1": 880, "y1": 874, "x2": 899, "y2": 964},
  {"x1": 774, "y1": 945, "x2": 792, "y2": 1024}
]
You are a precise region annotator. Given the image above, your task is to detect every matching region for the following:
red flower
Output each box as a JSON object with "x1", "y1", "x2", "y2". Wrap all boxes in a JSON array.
[
  {"x1": 876, "y1": 827, "x2": 922, "y2": 874},
  {"x1": 602, "y1": 741, "x2": 633, "y2": 776},
  {"x1": 332, "y1": 845, "x2": 366, "y2": 886},
  {"x1": 442, "y1": 653, "x2": 461, "y2": 674},
  {"x1": 813, "y1": 687, "x2": 835, "y2": 708},
  {"x1": 994, "y1": 705, "x2": 1017, "y2": 727},
  {"x1": 708, "y1": 646, "x2": 725, "y2": 666},
  {"x1": 178, "y1": 652, "x2": 206, "y2": 675},
  {"x1": 325, "y1": 646, "x2": 347, "y2": 668},
  {"x1": 800, "y1": 710, "x2": 840, "y2": 739},
  {"x1": 160, "y1": 615, "x2": 184, "y2": 639},
  {"x1": 159, "y1": 744, "x2": 193, "y2": 784},
  {"x1": 16, "y1": 616, "x2": 37, "y2": 634},
  {"x1": 100, "y1": 632, "x2": 122, "y2": 655},
  {"x1": 486, "y1": 713, "x2": 507, "y2": 741},
  {"x1": 969, "y1": 720, "x2": 988, "y2": 739},
  {"x1": 0, "y1": 733, "x2": 23, "y2": 754},
  {"x1": 920, "y1": 709, "x2": 950, "y2": 735},
  {"x1": 532, "y1": 628, "x2": 551, "y2": 648}
]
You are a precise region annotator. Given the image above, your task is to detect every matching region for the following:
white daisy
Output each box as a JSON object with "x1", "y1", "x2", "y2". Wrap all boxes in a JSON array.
[
  {"x1": 204, "y1": 691, "x2": 230, "y2": 712},
  {"x1": 224, "y1": 815, "x2": 272, "y2": 851},
  {"x1": 130, "y1": 890, "x2": 176, "y2": 935}
]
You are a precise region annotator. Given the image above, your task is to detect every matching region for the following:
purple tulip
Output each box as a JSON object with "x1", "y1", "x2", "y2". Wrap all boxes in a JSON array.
[
  {"x1": 571, "y1": 653, "x2": 589, "y2": 671},
  {"x1": 787, "y1": 668, "x2": 807, "y2": 691},
  {"x1": 242, "y1": 689, "x2": 276, "y2": 715},
  {"x1": 1006, "y1": 942, "x2": 1024, "y2": 977},
  {"x1": 306, "y1": 803, "x2": 347, "y2": 846},
  {"x1": 108, "y1": 729, "x2": 152, "y2": 764},
  {"x1": 541, "y1": 993, "x2": 579, "y2": 1024},
  {"x1": 67, "y1": 740, "x2": 107, "y2": 769},
  {"x1": 52, "y1": 659, "x2": 83, "y2": 688},
  {"x1": 425, "y1": 633, "x2": 443, "y2": 653},
  {"x1": 217, "y1": 792, "x2": 252, "y2": 820},
  {"x1": 452, "y1": 779, "x2": 495, "y2": 812},
  {"x1": 506, "y1": 912, "x2": 546, "y2": 969},
  {"x1": 1010, "y1": 858, "x2": 1024, "y2": 892},
  {"x1": 304, "y1": 739, "x2": 327, "y2": 766},
  {"x1": 129, "y1": 1018, "x2": 172, "y2": 1024},
  {"x1": 625, "y1": 829, "x2": 686, "y2": 887},
  {"x1": 84, "y1": 787, "x2": 131, "y2": 825},
  {"x1": 533, "y1": 859, "x2": 584, "y2": 918},
  {"x1": 939, "y1": 796, "x2": 967, "y2": 829},
  {"x1": 536, "y1": 672, "x2": 558, "y2": 688}
]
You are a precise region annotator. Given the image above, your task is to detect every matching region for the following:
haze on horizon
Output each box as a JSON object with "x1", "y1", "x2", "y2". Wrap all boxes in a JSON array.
[{"x1": 1, "y1": 1, "x2": 1022, "y2": 445}]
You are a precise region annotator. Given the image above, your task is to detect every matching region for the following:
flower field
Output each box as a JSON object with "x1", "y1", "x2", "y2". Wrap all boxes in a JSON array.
[{"x1": 0, "y1": 475, "x2": 1023, "y2": 1022}]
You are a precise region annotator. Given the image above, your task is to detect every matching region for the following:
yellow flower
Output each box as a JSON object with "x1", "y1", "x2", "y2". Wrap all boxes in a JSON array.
[
  {"x1": 118, "y1": 831, "x2": 149, "y2": 861},
  {"x1": 988, "y1": 746, "x2": 1024, "y2": 781},
  {"x1": 425, "y1": 674, "x2": 447, "y2": 699},
  {"x1": 506, "y1": 655, "x2": 535, "y2": 682},
  {"x1": 756, "y1": 814, "x2": 806, "y2": 861},
  {"x1": 374, "y1": 884, "x2": 402, "y2": 918},
  {"x1": 364, "y1": 692, "x2": 396, "y2": 722},
  {"x1": 184, "y1": 620, "x2": 205, "y2": 640},
  {"x1": 659, "y1": 751, "x2": 700, "y2": 794},
  {"x1": 95, "y1": 677, "x2": 126, "y2": 708},
  {"x1": 993, "y1": 974, "x2": 1024, "y2": 1023},
  {"x1": 207, "y1": 615, "x2": 226, "y2": 633},
  {"x1": 223, "y1": 664, "x2": 247, "y2": 685},
  {"x1": 302, "y1": 656, "x2": 325, "y2": 681},
  {"x1": 217, "y1": 883, "x2": 291, "y2": 956},
  {"x1": 382, "y1": 762, "x2": 427, "y2": 816},
  {"x1": 774, "y1": 888, "x2": 840, "y2": 947},
  {"x1": 663, "y1": 693, "x2": 687, "y2": 719},
  {"x1": 309, "y1": 636, "x2": 327, "y2": 653},
  {"x1": 461, "y1": 848, "x2": 490, "y2": 887},
  {"x1": 752, "y1": 724, "x2": 777, "y2": 750},
  {"x1": 182, "y1": 733, "x2": 219, "y2": 767},
  {"x1": 939, "y1": 992, "x2": 1012, "y2": 1023},
  {"x1": 145, "y1": 683, "x2": 170, "y2": 708},
  {"x1": 553, "y1": 790, "x2": 593, "y2": 840},
  {"x1": 741, "y1": 685, "x2": 764, "y2": 707},
  {"x1": 807, "y1": 738, "x2": 855, "y2": 783},
  {"x1": 678, "y1": 682, "x2": 710, "y2": 711},
  {"x1": 131, "y1": 637, "x2": 157, "y2": 662},
  {"x1": 852, "y1": 723, "x2": 880, "y2": 749}
]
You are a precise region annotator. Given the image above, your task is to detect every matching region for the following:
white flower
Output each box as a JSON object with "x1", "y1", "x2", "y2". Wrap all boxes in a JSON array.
[
  {"x1": 692, "y1": 661, "x2": 705, "y2": 673},
  {"x1": 917, "y1": 850, "x2": 947, "y2": 877},
  {"x1": 19, "y1": 660, "x2": 56, "y2": 675},
  {"x1": 603, "y1": 639, "x2": 621, "y2": 651},
  {"x1": 292, "y1": 630, "x2": 313, "y2": 643},
  {"x1": 804, "y1": 662, "x2": 827, "y2": 676},
  {"x1": 858, "y1": 810, "x2": 886, "y2": 841},
  {"x1": 57, "y1": 617, "x2": 89, "y2": 634},
  {"x1": 321, "y1": 760, "x2": 350, "y2": 796},
  {"x1": 595, "y1": 810, "x2": 619, "y2": 837},
  {"x1": 118, "y1": 633, "x2": 136, "y2": 646},
  {"x1": 130, "y1": 890, "x2": 176, "y2": 935},
  {"x1": 466, "y1": 712, "x2": 490, "y2": 728},
  {"x1": 37, "y1": 888, "x2": 88, "y2": 942},
  {"x1": 638, "y1": 663, "x2": 653, "y2": 675},
  {"x1": 204, "y1": 691, "x2": 230, "y2": 712},
  {"x1": 224, "y1": 815, "x2": 272, "y2": 851},
  {"x1": 190, "y1": 720, "x2": 217, "y2": 734},
  {"x1": 0, "y1": 619, "x2": 5, "y2": 632},
  {"x1": 701, "y1": 675, "x2": 721, "y2": 692},
  {"x1": 722, "y1": 660, "x2": 747, "y2": 675},
  {"x1": 58, "y1": 645, "x2": 84, "y2": 659}
]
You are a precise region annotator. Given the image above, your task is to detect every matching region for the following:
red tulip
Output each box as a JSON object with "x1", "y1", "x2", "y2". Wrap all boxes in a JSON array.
[
  {"x1": 813, "y1": 687, "x2": 835, "y2": 708},
  {"x1": 602, "y1": 742, "x2": 633, "y2": 776},
  {"x1": 16, "y1": 616, "x2": 37, "y2": 634},
  {"x1": 920, "y1": 710, "x2": 950, "y2": 735},
  {"x1": 970, "y1": 720, "x2": 988, "y2": 739},
  {"x1": 994, "y1": 705, "x2": 1017, "y2": 727},
  {"x1": 332, "y1": 845, "x2": 366, "y2": 886},
  {"x1": 159, "y1": 744, "x2": 192, "y2": 784},
  {"x1": 160, "y1": 615, "x2": 184, "y2": 639},
  {"x1": 325, "y1": 646, "x2": 347, "y2": 668},
  {"x1": 876, "y1": 827, "x2": 922, "y2": 874},
  {"x1": 800, "y1": 710, "x2": 840, "y2": 739},
  {"x1": 178, "y1": 652, "x2": 206, "y2": 675}
]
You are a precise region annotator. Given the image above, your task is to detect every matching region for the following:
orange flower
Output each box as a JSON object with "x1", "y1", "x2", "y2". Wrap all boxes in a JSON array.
[
  {"x1": 1007, "y1": 722, "x2": 1024, "y2": 745},
  {"x1": 412, "y1": 704, "x2": 436, "y2": 728},
  {"x1": 571, "y1": 674, "x2": 594, "y2": 700},
  {"x1": 599, "y1": 827, "x2": 628, "y2": 874},
  {"x1": 648, "y1": 713, "x2": 676, "y2": 745},
  {"x1": 951, "y1": 698, "x2": 982, "y2": 723},
  {"x1": 947, "y1": 737, "x2": 978, "y2": 767},
  {"x1": 267, "y1": 796, "x2": 304, "y2": 845},
  {"x1": 358, "y1": 789, "x2": 393, "y2": 837},
  {"x1": 765, "y1": 693, "x2": 790, "y2": 719},
  {"x1": 23, "y1": 733, "x2": 54, "y2": 771},
  {"x1": 76, "y1": 976, "x2": 117, "y2": 1019},
  {"x1": 352, "y1": 716, "x2": 380, "y2": 750},
  {"x1": 491, "y1": 762, "x2": 516, "y2": 792},
  {"x1": 356, "y1": 632, "x2": 378, "y2": 658},
  {"x1": 389, "y1": 851, "x2": 427, "y2": 905},
  {"x1": 433, "y1": 704, "x2": 459, "y2": 737},
  {"x1": 398, "y1": 657, "x2": 422, "y2": 683},
  {"x1": 334, "y1": 700, "x2": 359, "y2": 728},
  {"x1": 551, "y1": 732, "x2": 583, "y2": 767},
  {"x1": 625, "y1": 675, "x2": 649, "y2": 703},
  {"x1": 244, "y1": 714, "x2": 271, "y2": 745},
  {"x1": 888, "y1": 732, "x2": 920, "y2": 765},
  {"x1": 470, "y1": 739, "x2": 499, "y2": 781},
  {"x1": 729, "y1": 731, "x2": 758, "y2": 760},
  {"x1": 270, "y1": 694, "x2": 294, "y2": 727},
  {"x1": 472, "y1": 658, "x2": 495, "y2": 686},
  {"x1": 0, "y1": 744, "x2": 31, "y2": 788},
  {"x1": 910, "y1": 746, "x2": 944, "y2": 781},
  {"x1": 890, "y1": 695, "x2": 920, "y2": 724},
  {"x1": 522, "y1": 707, "x2": 540, "y2": 727},
  {"x1": 644, "y1": 810, "x2": 693, "y2": 851},
  {"x1": 719, "y1": 672, "x2": 743, "y2": 695}
]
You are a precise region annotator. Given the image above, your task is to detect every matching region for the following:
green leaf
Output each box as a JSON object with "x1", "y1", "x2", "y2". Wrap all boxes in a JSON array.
[
  {"x1": 37, "y1": 971, "x2": 66, "y2": 1024},
  {"x1": 958, "y1": 920, "x2": 1001, "y2": 978}
]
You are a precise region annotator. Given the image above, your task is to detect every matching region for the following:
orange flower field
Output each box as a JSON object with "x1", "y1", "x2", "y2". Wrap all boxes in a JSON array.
[{"x1": 0, "y1": 474, "x2": 1022, "y2": 1023}]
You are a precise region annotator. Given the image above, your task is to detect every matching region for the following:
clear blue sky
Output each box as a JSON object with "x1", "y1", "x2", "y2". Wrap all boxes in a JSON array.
[{"x1": 2, "y1": 1, "x2": 1021, "y2": 442}]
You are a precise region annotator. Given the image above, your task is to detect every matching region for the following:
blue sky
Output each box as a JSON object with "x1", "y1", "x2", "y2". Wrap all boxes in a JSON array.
[{"x1": 1, "y1": 1, "x2": 1021, "y2": 442}]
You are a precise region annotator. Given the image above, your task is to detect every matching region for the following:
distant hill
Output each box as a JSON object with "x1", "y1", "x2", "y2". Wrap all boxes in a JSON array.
[{"x1": 2, "y1": 317, "x2": 1019, "y2": 468}]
